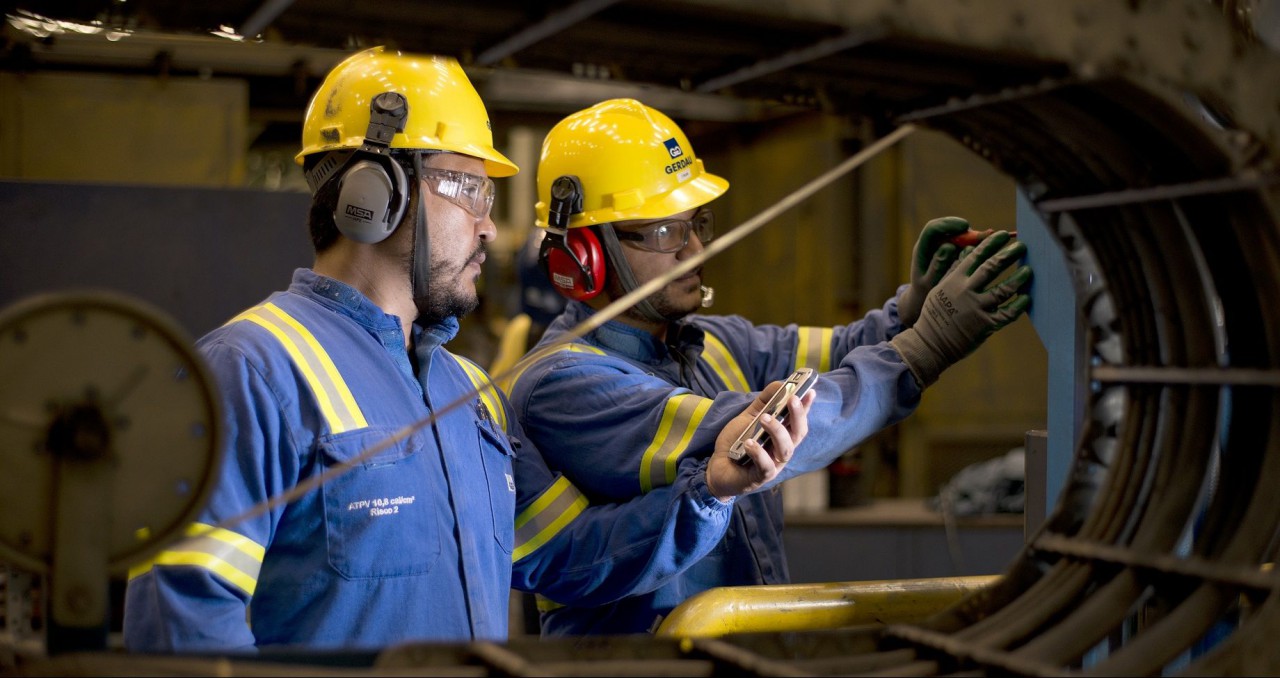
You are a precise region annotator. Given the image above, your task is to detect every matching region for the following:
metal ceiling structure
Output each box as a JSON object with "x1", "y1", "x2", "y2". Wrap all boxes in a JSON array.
[{"x1": 5, "y1": 0, "x2": 1280, "y2": 674}]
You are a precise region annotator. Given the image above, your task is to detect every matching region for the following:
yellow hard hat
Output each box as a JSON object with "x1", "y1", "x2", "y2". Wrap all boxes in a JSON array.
[
  {"x1": 296, "y1": 47, "x2": 518, "y2": 177},
  {"x1": 535, "y1": 98, "x2": 727, "y2": 228}
]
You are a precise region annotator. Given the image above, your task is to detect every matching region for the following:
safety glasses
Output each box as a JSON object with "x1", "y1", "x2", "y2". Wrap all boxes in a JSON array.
[
  {"x1": 421, "y1": 168, "x2": 496, "y2": 223},
  {"x1": 615, "y1": 210, "x2": 715, "y2": 253}
]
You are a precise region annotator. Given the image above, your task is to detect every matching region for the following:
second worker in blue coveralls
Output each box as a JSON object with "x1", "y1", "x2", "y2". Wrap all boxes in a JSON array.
[
  {"x1": 122, "y1": 50, "x2": 814, "y2": 652},
  {"x1": 506, "y1": 98, "x2": 1033, "y2": 635}
]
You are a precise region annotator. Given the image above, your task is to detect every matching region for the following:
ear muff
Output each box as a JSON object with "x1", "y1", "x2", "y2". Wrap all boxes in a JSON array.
[
  {"x1": 540, "y1": 227, "x2": 606, "y2": 301},
  {"x1": 312, "y1": 91, "x2": 410, "y2": 245},
  {"x1": 334, "y1": 157, "x2": 408, "y2": 244},
  {"x1": 538, "y1": 174, "x2": 606, "y2": 300}
]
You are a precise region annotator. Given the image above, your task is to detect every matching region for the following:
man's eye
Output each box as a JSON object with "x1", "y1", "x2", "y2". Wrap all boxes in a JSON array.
[{"x1": 652, "y1": 224, "x2": 674, "y2": 241}]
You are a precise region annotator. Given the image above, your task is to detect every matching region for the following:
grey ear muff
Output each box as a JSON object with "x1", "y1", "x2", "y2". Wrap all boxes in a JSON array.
[
  {"x1": 334, "y1": 157, "x2": 408, "y2": 244},
  {"x1": 311, "y1": 91, "x2": 410, "y2": 245}
]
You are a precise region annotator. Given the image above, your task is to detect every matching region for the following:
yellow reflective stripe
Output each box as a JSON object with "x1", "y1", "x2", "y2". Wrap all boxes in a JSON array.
[
  {"x1": 452, "y1": 354, "x2": 507, "y2": 432},
  {"x1": 502, "y1": 343, "x2": 605, "y2": 396},
  {"x1": 701, "y1": 332, "x2": 750, "y2": 392},
  {"x1": 795, "y1": 326, "x2": 834, "y2": 373},
  {"x1": 127, "y1": 523, "x2": 265, "y2": 596},
  {"x1": 512, "y1": 476, "x2": 589, "y2": 562},
  {"x1": 535, "y1": 594, "x2": 565, "y2": 613},
  {"x1": 639, "y1": 394, "x2": 713, "y2": 492},
  {"x1": 231, "y1": 303, "x2": 367, "y2": 434}
]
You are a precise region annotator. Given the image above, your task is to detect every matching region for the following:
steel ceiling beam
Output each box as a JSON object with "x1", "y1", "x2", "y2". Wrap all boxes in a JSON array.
[
  {"x1": 239, "y1": 0, "x2": 296, "y2": 39},
  {"x1": 694, "y1": 27, "x2": 880, "y2": 93},
  {"x1": 474, "y1": 0, "x2": 623, "y2": 66}
]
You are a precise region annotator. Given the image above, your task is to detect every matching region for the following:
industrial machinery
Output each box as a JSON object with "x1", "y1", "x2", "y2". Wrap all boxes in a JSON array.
[
  {"x1": 0, "y1": 293, "x2": 222, "y2": 658},
  {"x1": 2, "y1": 0, "x2": 1280, "y2": 675}
]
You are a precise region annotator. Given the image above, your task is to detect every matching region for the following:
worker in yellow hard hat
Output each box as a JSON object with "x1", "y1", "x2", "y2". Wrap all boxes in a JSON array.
[
  {"x1": 122, "y1": 52, "x2": 814, "y2": 652},
  {"x1": 507, "y1": 98, "x2": 1032, "y2": 635}
]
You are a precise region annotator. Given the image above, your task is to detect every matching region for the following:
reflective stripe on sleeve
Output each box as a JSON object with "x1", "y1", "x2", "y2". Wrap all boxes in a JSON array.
[
  {"x1": 451, "y1": 354, "x2": 508, "y2": 432},
  {"x1": 700, "y1": 332, "x2": 750, "y2": 392},
  {"x1": 639, "y1": 394, "x2": 713, "y2": 492},
  {"x1": 230, "y1": 303, "x2": 368, "y2": 434},
  {"x1": 512, "y1": 476, "x2": 589, "y2": 562},
  {"x1": 501, "y1": 343, "x2": 605, "y2": 397},
  {"x1": 795, "y1": 326, "x2": 834, "y2": 373},
  {"x1": 127, "y1": 523, "x2": 266, "y2": 596}
]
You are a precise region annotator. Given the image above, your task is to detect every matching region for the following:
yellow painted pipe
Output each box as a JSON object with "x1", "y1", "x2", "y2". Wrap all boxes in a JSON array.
[{"x1": 655, "y1": 575, "x2": 1000, "y2": 638}]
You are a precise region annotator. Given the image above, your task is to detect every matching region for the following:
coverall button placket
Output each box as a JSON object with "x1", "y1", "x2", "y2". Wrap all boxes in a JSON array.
[{"x1": 416, "y1": 322, "x2": 509, "y2": 640}]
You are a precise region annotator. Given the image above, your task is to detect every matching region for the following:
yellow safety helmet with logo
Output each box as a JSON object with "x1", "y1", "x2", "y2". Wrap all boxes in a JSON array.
[
  {"x1": 534, "y1": 99, "x2": 727, "y2": 312},
  {"x1": 534, "y1": 98, "x2": 727, "y2": 229},
  {"x1": 296, "y1": 46, "x2": 517, "y2": 246},
  {"x1": 296, "y1": 46, "x2": 517, "y2": 178}
]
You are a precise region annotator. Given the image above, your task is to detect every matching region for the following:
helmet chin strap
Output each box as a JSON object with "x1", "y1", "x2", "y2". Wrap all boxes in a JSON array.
[
  {"x1": 410, "y1": 152, "x2": 431, "y2": 313},
  {"x1": 597, "y1": 223, "x2": 667, "y2": 324}
]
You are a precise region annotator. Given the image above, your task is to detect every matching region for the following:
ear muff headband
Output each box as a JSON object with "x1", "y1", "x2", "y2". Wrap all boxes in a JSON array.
[
  {"x1": 316, "y1": 92, "x2": 412, "y2": 244},
  {"x1": 539, "y1": 175, "x2": 607, "y2": 300}
]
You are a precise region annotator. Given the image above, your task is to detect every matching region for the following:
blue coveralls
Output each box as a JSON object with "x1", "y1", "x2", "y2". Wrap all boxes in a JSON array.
[
  {"x1": 123, "y1": 269, "x2": 733, "y2": 651},
  {"x1": 505, "y1": 294, "x2": 924, "y2": 635}
]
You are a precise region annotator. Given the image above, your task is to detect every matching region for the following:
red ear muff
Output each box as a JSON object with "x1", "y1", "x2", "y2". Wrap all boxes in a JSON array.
[{"x1": 541, "y1": 228, "x2": 606, "y2": 301}]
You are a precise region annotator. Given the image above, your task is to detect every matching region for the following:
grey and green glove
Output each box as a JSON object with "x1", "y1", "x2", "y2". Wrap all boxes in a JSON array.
[
  {"x1": 898, "y1": 216, "x2": 971, "y2": 328},
  {"x1": 890, "y1": 231, "x2": 1031, "y2": 387}
]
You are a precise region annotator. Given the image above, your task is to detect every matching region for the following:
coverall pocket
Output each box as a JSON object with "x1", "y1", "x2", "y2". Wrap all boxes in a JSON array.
[
  {"x1": 319, "y1": 426, "x2": 442, "y2": 579},
  {"x1": 476, "y1": 422, "x2": 517, "y2": 555}
]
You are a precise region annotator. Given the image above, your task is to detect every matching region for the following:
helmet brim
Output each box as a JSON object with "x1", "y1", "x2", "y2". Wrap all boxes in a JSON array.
[{"x1": 536, "y1": 171, "x2": 729, "y2": 228}]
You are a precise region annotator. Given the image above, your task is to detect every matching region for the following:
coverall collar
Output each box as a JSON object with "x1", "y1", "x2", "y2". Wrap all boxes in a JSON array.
[
  {"x1": 290, "y1": 268, "x2": 459, "y2": 349},
  {"x1": 560, "y1": 300, "x2": 704, "y2": 365}
]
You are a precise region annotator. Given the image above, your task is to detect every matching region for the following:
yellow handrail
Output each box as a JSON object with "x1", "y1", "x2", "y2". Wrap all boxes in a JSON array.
[{"x1": 655, "y1": 575, "x2": 1000, "y2": 638}]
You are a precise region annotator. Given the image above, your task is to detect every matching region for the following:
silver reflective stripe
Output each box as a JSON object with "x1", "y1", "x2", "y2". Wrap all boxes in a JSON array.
[
  {"x1": 795, "y1": 326, "x2": 834, "y2": 373},
  {"x1": 513, "y1": 476, "x2": 588, "y2": 562},
  {"x1": 639, "y1": 393, "x2": 713, "y2": 492},
  {"x1": 701, "y1": 332, "x2": 750, "y2": 392},
  {"x1": 451, "y1": 354, "x2": 508, "y2": 432},
  {"x1": 502, "y1": 343, "x2": 606, "y2": 397},
  {"x1": 127, "y1": 523, "x2": 265, "y2": 596},
  {"x1": 231, "y1": 303, "x2": 368, "y2": 434}
]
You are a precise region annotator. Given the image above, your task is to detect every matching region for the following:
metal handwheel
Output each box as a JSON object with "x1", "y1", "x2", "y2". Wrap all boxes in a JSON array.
[{"x1": 0, "y1": 291, "x2": 222, "y2": 651}]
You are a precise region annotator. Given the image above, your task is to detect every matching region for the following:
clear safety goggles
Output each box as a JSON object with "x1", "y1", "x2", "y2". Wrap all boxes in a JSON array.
[
  {"x1": 421, "y1": 167, "x2": 496, "y2": 223},
  {"x1": 615, "y1": 210, "x2": 715, "y2": 253}
]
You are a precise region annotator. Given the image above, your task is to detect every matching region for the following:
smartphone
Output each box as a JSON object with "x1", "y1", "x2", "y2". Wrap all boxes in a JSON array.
[{"x1": 728, "y1": 368, "x2": 817, "y2": 466}]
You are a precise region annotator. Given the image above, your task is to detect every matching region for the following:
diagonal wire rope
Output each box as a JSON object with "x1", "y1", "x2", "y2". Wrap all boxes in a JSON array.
[{"x1": 191, "y1": 123, "x2": 917, "y2": 542}]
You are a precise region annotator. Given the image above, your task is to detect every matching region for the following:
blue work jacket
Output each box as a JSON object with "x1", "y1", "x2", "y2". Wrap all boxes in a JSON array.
[
  {"x1": 123, "y1": 269, "x2": 733, "y2": 652},
  {"x1": 505, "y1": 293, "x2": 923, "y2": 635}
]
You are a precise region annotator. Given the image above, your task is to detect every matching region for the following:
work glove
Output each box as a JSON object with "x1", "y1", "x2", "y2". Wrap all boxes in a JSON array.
[
  {"x1": 890, "y1": 231, "x2": 1031, "y2": 388},
  {"x1": 897, "y1": 217, "x2": 971, "y2": 329}
]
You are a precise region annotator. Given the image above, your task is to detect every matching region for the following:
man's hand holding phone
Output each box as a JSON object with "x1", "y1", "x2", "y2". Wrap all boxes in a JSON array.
[{"x1": 705, "y1": 371, "x2": 818, "y2": 501}]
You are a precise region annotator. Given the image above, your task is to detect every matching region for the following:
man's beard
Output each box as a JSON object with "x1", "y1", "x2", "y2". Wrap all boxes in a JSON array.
[
  {"x1": 607, "y1": 271, "x2": 700, "y2": 324},
  {"x1": 412, "y1": 244, "x2": 485, "y2": 325}
]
